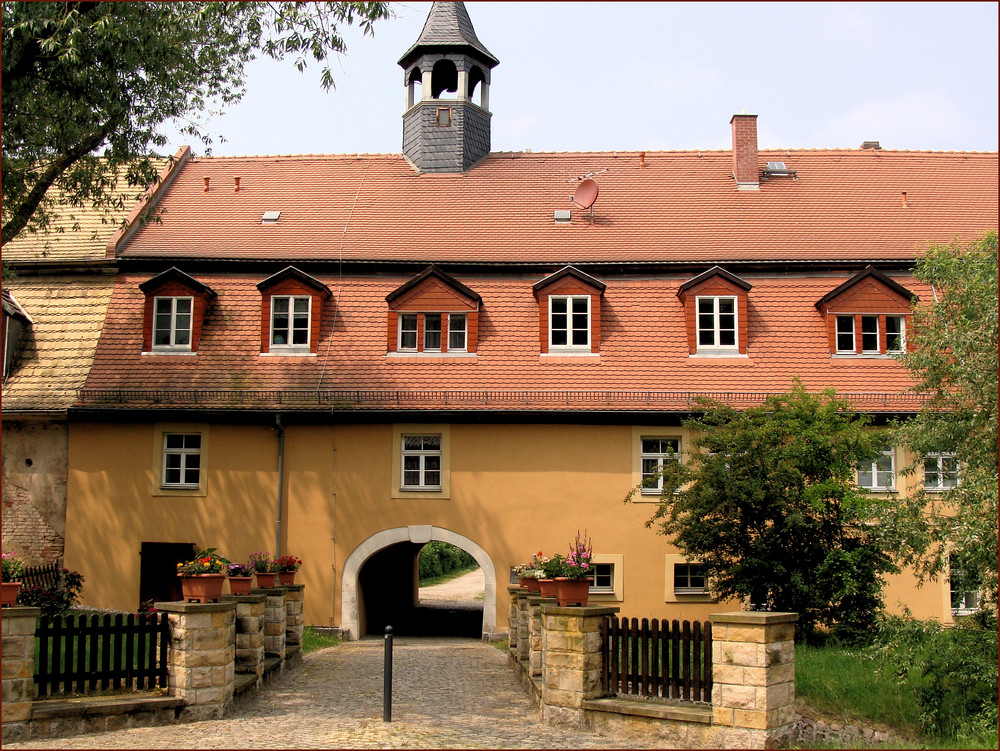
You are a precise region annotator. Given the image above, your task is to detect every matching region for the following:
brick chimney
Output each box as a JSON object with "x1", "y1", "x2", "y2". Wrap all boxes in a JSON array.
[{"x1": 730, "y1": 113, "x2": 759, "y2": 190}]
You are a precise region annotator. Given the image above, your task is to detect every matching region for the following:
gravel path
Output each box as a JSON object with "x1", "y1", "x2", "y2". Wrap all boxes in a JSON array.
[
  {"x1": 418, "y1": 567, "x2": 485, "y2": 602},
  {"x1": 5, "y1": 638, "x2": 664, "y2": 749}
]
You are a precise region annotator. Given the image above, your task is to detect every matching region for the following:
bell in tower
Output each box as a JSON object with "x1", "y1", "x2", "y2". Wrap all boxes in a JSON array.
[{"x1": 398, "y1": 2, "x2": 499, "y2": 173}]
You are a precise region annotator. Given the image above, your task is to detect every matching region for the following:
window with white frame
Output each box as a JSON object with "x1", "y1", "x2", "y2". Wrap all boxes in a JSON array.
[
  {"x1": 270, "y1": 295, "x2": 310, "y2": 349},
  {"x1": 835, "y1": 315, "x2": 855, "y2": 352},
  {"x1": 448, "y1": 314, "x2": 467, "y2": 351},
  {"x1": 640, "y1": 437, "x2": 681, "y2": 494},
  {"x1": 924, "y1": 452, "x2": 960, "y2": 491},
  {"x1": 549, "y1": 295, "x2": 590, "y2": 350},
  {"x1": 162, "y1": 433, "x2": 201, "y2": 488},
  {"x1": 860, "y1": 315, "x2": 879, "y2": 353},
  {"x1": 858, "y1": 446, "x2": 895, "y2": 491},
  {"x1": 401, "y1": 434, "x2": 442, "y2": 490},
  {"x1": 886, "y1": 316, "x2": 905, "y2": 353},
  {"x1": 591, "y1": 562, "x2": 614, "y2": 592},
  {"x1": 398, "y1": 314, "x2": 419, "y2": 351},
  {"x1": 424, "y1": 313, "x2": 443, "y2": 351},
  {"x1": 674, "y1": 563, "x2": 708, "y2": 594},
  {"x1": 153, "y1": 297, "x2": 193, "y2": 350},
  {"x1": 950, "y1": 555, "x2": 980, "y2": 616},
  {"x1": 696, "y1": 296, "x2": 737, "y2": 350}
]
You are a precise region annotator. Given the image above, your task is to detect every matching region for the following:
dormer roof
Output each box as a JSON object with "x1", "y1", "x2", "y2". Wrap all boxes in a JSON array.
[
  {"x1": 814, "y1": 265, "x2": 917, "y2": 309},
  {"x1": 138, "y1": 267, "x2": 217, "y2": 298},
  {"x1": 386, "y1": 264, "x2": 481, "y2": 305},
  {"x1": 256, "y1": 266, "x2": 333, "y2": 299}
]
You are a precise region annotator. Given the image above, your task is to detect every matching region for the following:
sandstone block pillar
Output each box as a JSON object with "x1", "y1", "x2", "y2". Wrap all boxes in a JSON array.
[
  {"x1": 283, "y1": 585, "x2": 304, "y2": 648},
  {"x1": 1, "y1": 606, "x2": 41, "y2": 737},
  {"x1": 527, "y1": 595, "x2": 546, "y2": 677},
  {"x1": 709, "y1": 611, "x2": 798, "y2": 749},
  {"x1": 507, "y1": 586, "x2": 522, "y2": 653},
  {"x1": 540, "y1": 604, "x2": 619, "y2": 728},
  {"x1": 223, "y1": 594, "x2": 266, "y2": 677},
  {"x1": 156, "y1": 601, "x2": 236, "y2": 721},
  {"x1": 262, "y1": 587, "x2": 288, "y2": 660}
]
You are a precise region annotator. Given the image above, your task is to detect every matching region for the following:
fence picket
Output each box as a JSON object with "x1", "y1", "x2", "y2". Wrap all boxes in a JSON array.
[
  {"x1": 681, "y1": 620, "x2": 692, "y2": 701},
  {"x1": 670, "y1": 619, "x2": 680, "y2": 699},
  {"x1": 650, "y1": 618, "x2": 660, "y2": 698},
  {"x1": 692, "y1": 621, "x2": 702, "y2": 701}
]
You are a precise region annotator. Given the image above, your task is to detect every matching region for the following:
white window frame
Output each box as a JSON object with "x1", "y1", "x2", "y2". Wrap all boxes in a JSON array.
[
  {"x1": 860, "y1": 315, "x2": 879, "y2": 353},
  {"x1": 640, "y1": 436, "x2": 681, "y2": 495},
  {"x1": 695, "y1": 295, "x2": 738, "y2": 351},
  {"x1": 548, "y1": 295, "x2": 591, "y2": 351},
  {"x1": 152, "y1": 296, "x2": 194, "y2": 351},
  {"x1": 398, "y1": 313, "x2": 419, "y2": 351},
  {"x1": 924, "y1": 452, "x2": 960, "y2": 492},
  {"x1": 673, "y1": 562, "x2": 709, "y2": 595},
  {"x1": 885, "y1": 315, "x2": 905, "y2": 354},
  {"x1": 835, "y1": 315, "x2": 855, "y2": 353},
  {"x1": 590, "y1": 562, "x2": 615, "y2": 593},
  {"x1": 400, "y1": 434, "x2": 442, "y2": 491},
  {"x1": 423, "y1": 313, "x2": 443, "y2": 352},
  {"x1": 161, "y1": 433, "x2": 201, "y2": 488},
  {"x1": 858, "y1": 446, "x2": 895, "y2": 491},
  {"x1": 447, "y1": 313, "x2": 468, "y2": 352},
  {"x1": 949, "y1": 555, "x2": 980, "y2": 617},
  {"x1": 270, "y1": 295, "x2": 311, "y2": 351}
]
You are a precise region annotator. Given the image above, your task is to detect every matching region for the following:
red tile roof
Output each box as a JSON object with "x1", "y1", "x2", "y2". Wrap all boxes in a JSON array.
[
  {"x1": 116, "y1": 149, "x2": 997, "y2": 265},
  {"x1": 80, "y1": 270, "x2": 934, "y2": 413}
]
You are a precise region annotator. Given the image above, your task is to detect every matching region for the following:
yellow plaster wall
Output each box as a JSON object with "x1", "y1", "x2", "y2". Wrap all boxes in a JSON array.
[{"x1": 66, "y1": 421, "x2": 949, "y2": 629}]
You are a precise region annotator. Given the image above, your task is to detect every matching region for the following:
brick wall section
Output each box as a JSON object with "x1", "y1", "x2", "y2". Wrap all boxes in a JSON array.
[
  {"x1": 730, "y1": 114, "x2": 759, "y2": 185},
  {"x1": 156, "y1": 601, "x2": 236, "y2": 721},
  {"x1": 709, "y1": 611, "x2": 798, "y2": 749},
  {"x1": 1, "y1": 606, "x2": 41, "y2": 735},
  {"x1": 263, "y1": 588, "x2": 288, "y2": 659},
  {"x1": 224, "y1": 593, "x2": 266, "y2": 677}
]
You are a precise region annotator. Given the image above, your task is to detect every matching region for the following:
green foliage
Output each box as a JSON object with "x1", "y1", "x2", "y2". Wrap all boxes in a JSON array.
[
  {"x1": 417, "y1": 542, "x2": 476, "y2": 582},
  {"x1": 889, "y1": 232, "x2": 999, "y2": 618},
  {"x1": 628, "y1": 381, "x2": 897, "y2": 639},
  {"x1": 176, "y1": 548, "x2": 228, "y2": 575},
  {"x1": 18, "y1": 569, "x2": 85, "y2": 618},
  {"x1": 2, "y1": 551, "x2": 26, "y2": 582},
  {"x1": 1, "y1": 1, "x2": 392, "y2": 244},
  {"x1": 872, "y1": 615, "x2": 998, "y2": 742},
  {"x1": 302, "y1": 626, "x2": 340, "y2": 654}
]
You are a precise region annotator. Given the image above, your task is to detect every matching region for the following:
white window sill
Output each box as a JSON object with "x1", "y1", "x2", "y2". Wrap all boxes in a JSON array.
[
  {"x1": 860, "y1": 487, "x2": 896, "y2": 493},
  {"x1": 160, "y1": 484, "x2": 200, "y2": 491},
  {"x1": 400, "y1": 486, "x2": 443, "y2": 493},
  {"x1": 831, "y1": 353, "x2": 899, "y2": 359},
  {"x1": 542, "y1": 351, "x2": 599, "y2": 358},
  {"x1": 143, "y1": 350, "x2": 196, "y2": 356},
  {"x1": 260, "y1": 351, "x2": 316, "y2": 357},
  {"x1": 689, "y1": 351, "x2": 746, "y2": 358},
  {"x1": 385, "y1": 352, "x2": 477, "y2": 359}
]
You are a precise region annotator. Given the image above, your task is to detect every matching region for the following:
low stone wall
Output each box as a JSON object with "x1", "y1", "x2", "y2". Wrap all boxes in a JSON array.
[
  {"x1": 0, "y1": 585, "x2": 304, "y2": 743},
  {"x1": 507, "y1": 586, "x2": 799, "y2": 750}
]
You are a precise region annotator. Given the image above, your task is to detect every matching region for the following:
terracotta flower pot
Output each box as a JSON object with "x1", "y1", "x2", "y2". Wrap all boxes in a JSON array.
[
  {"x1": 1, "y1": 581, "x2": 21, "y2": 607},
  {"x1": 179, "y1": 573, "x2": 226, "y2": 603},
  {"x1": 255, "y1": 572, "x2": 277, "y2": 588},
  {"x1": 228, "y1": 576, "x2": 253, "y2": 595},
  {"x1": 538, "y1": 578, "x2": 557, "y2": 598},
  {"x1": 278, "y1": 571, "x2": 296, "y2": 585},
  {"x1": 523, "y1": 577, "x2": 541, "y2": 593},
  {"x1": 554, "y1": 577, "x2": 592, "y2": 607}
]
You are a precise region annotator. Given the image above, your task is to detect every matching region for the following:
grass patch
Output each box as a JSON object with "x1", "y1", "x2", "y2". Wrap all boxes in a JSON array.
[
  {"x1": 417, "y1": 563, "x2": 480, "y2": 589},
  {"x1": 302, "y1": 626, "x2": 340, "y2": 654},
  {"x1": 795, "y1": 642, "x2": 998, "y2": 750}
]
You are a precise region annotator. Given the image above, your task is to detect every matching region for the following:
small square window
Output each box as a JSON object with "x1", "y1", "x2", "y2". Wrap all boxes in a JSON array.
[
  {"x1": 401, "y1": 434, "x2": 442, "y2": 490},
  {"x1": 162, "y1": 433, "x2": 201, "y2": 487},
  {"x1": 153, "y1": 297, "x2": 193, "y2": 350},
  {"x1": 640, "y1": 437, "x2": 680, "y2": 494},
  {"x1": 696, "y1": 296, "x2": 738, "y2": 350},
  {"x1": 674, "y1": 563, "x2": 708, "y2": 594},
  {"x1": 858, "y1": 446, "x2": 895, "y2": 491},
  {"x1": 549, "y1": 295, "x2": 590, "y2": 350},
  {"x1": 271, "y1": 295, "x2": 311, "y2": 349},
  {"x1": 436, "y1": 107, "x2": 452, "y2": 127},
  {"x1": 591, "y1": 562, "x2": 614, "y2": 592},
  {"x1": 924, "y1": 453, "x2": 960, "y2": 491}
]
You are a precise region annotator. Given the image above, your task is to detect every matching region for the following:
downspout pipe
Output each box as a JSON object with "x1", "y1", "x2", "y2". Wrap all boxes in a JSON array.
[{"x1": 275, "y1": 414, "x2": 285, "y2": 557}]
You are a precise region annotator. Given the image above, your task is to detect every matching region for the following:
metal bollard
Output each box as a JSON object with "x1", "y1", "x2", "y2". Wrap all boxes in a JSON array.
[{"x1": 383, "y1": 625, "x2": 393, "y2": 722}]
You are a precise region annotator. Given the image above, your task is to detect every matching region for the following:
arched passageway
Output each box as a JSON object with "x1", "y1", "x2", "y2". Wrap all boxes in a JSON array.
[{"x1": 341, "y1": 526, "x2": 496, "y2": 640}]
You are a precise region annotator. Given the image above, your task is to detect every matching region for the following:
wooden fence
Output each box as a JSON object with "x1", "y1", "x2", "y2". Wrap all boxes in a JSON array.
[
  {"x1": 34, "y1": 612, "x2": 170, "y2": 697},
  {"x1": 600, "y1": 616, "x2": 713, "y2": 703},
  {"x1": 20, "y1": 562, "x2": 63, "y2": 590}
]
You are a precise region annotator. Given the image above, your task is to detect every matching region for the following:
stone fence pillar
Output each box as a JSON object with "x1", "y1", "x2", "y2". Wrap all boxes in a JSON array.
[
  {"x1": 540, "y1": 604, "x2": 619, "y2": 728},
  {"x1": 709, "y1": 611, "x2": 798, "y2": 749},
  {"x1": 527, "y1": 596, "x2": 546, "y2": 677},
  {"x1": 223, "y1": 594, "x2": 266, "y2": 677},
  {"x1": 507, "y1": 586, "x2": 522, "y2": 652},
  {"x1": 156, "y1": 601, "x2": 236, "y2": 721},
  {"x1": 262, "y1": 588, "x2": 287, "y2": 660},
  {"x1": 283, "y1": 585, "x2": 304, "y2": 648},
  {"x1": 517, "y1": 592, "x2": 531, "y2": 663},
  {"x1": 2, "y1": 606, "x2": 41, "y2": 739}
]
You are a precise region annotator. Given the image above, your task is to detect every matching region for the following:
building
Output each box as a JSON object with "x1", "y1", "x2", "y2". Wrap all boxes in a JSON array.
[{"x1": 59, "y1": 2, "x2": 997, "y2": 636}]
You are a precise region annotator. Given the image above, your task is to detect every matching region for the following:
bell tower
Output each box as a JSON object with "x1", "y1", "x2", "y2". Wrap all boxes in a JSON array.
[{"x1": 398, "y1": 2, "x2": 499, "y2": 173}]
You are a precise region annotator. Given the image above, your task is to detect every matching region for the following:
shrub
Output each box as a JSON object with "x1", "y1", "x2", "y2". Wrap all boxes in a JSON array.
[
  {"x1": 18, "y1": 568, "x2": 84, "y2": 618},
  {"x1": 418, "y1": 542, "x2": 476, "y2": 581}
]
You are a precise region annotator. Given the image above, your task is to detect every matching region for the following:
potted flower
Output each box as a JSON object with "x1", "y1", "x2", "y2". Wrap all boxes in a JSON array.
[
  {"x1": 1, "y1": 551, "x2": 26, "y2": 607},
  {"x1": 554, "y1": 530, "x2": 594, "y2": 607},
  {"x1": 176, "y1": 548, "x2": 229, "y2": 603},
  {"x1": 513, "y1": 561, "x2": 544, "y2": 592},
  {"x1": 274, "y1": 555, "x2": 302, "y2": 585},
  {"x1": 227, "y1": 562, "x2": 255, "y2": 595},
  {"x1": 538, "y1": 553, "x2": 567, "y2": 598},
  {"x1": 248, "y1": 550, "x2": 278, "y2": 588}
]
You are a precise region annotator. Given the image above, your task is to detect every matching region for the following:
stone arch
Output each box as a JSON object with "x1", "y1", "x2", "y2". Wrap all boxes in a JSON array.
[{"x1": 340, "y1": 525, "x2": 496, "y2": 640}]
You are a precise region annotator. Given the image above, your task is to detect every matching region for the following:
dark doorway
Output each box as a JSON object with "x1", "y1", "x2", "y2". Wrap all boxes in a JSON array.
[
  {"x1": 358, "y1": 541, "x2": 483, "y2": 638},
  {"x1": 139, "y1": 541, "x2": 196, "y2": 608}
]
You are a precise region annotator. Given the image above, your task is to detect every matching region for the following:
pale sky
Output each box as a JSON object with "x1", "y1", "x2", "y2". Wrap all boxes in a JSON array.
[{"x1": 159, "y1": 2, "x2": 999, "y2": 158}]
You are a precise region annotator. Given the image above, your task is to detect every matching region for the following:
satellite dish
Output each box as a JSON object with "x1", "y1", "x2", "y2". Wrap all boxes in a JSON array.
[{"x1": 571, "y1": 179, "x2": 599, "y2": 210}]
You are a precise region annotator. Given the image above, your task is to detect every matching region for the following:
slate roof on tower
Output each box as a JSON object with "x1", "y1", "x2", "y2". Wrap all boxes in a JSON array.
[{"x1": 398, "y1": 1, "x2": 499, "y2": 67}]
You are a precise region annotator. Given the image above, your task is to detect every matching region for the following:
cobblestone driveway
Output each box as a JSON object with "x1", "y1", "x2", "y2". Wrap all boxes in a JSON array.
[{"x1": 6, "y1": 637, "x2": 664, "y2": 749}]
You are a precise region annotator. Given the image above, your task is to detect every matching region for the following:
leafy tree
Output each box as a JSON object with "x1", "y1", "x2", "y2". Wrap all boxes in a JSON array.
[
  {"x1": 889, "y1": 232, "x2": 998, "y2": 623},
  {"x1": 627, "y1": 382, "x2": 897, "y2": 640},
  {"x1": 2, "y1": 1, "x2": 392, "y2": 245}
]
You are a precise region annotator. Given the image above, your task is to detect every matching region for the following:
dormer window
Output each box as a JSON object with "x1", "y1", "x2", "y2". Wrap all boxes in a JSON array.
[
  {"x1": 386, "y1": 266, "x2": 480, "y2": 356},
  {"x1": 533, "y1": 266, "x2": 605, "y2": 356},
  {"x1": 678, "y1": 267, "x2": 751, "y2": 356},
  {"x1": 817, "y1": 267, "x2": 915, "y2": 357},
  {"x1": 256, "y1": 267, "x2": 332, "y2": 356},
  {"x1": 139, "y1": 268, "x2": 217, "y2": 354}
]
